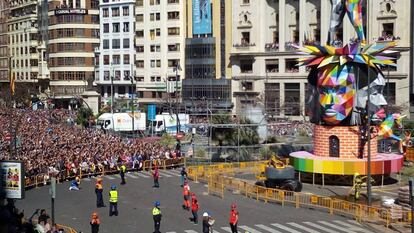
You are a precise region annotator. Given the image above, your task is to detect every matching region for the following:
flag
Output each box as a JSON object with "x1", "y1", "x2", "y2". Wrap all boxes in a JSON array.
[{"x1": 9, "y1": 70, "x2": 15, "y2": 96}]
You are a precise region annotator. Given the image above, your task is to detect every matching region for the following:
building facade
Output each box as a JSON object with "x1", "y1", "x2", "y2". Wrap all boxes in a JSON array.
[
  {"x1": 130, "y1": 0, "x2": 185, "y2": 107},
  {"x1": 46, "y1": 0, "x2": 100, "y2": 107},
  {"x1": 183, "y1": 0, "x2": 233, "y2": 113},
  {"x1": 96, "y1": 0, "x2": 135, "y2": 103},
  {"x1": 0, "y1": 0, "x2": 8, "y2": 86},
  {"x1": 230, "y1": 0, "x2": 411, "y2": 118}
]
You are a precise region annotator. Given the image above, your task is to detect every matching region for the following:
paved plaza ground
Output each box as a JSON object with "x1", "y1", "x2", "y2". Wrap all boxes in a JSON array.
[{"x1": 16, "y1": 169, "x2": 377, "y2": 233}]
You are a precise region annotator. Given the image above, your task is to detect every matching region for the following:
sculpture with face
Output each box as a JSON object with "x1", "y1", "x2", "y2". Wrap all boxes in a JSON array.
[{"x1": 318, "y1": 64, "x2": 355, "y2": 125}]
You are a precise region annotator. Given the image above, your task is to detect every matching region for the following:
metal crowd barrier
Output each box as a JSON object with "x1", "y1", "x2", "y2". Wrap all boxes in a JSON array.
[{"x1": 187, "y1": 162, "x2": 412, "y2": 228}]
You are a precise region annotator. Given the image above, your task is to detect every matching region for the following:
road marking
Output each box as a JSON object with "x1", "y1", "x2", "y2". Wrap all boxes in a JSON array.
[
  {"x1": 286, "y1": 222, "x2": 320, "y2": 233},
  {"x1": 82, "y1": 178, "x2": 91, "y2": 181},
  {"x1": 126, "y1": 173, "x2": 138, "y2": 179},
  {"x1": 221, "y1": 227, "x2": 232, "y2": 232},
  {"x1": 303, "y1": 222, "x2": 337, "y2": 233},
  {"x1": 255, "y1": 224, "x2": 282, "y2": 233},
  {"x1": 162, "y1": 170, "x2": 181, "y2": 176},
  {"x1": 144, "y1": 171, "x2": 162, "y2": 178},
  {"x1": 158, "y1": 171, "x2": 172, "y2": 177},
  {"x1": 271, "y1": 223, "x2": 301, "y2": 233},
  {"x1": 135, "y1": 172, "x2": 150, "y2": 178},
  {"x1": 166, "y1": 232, "x2": 176, "y2": 233},
  {"x1": 184, "y1": 230, "x2": 198, "y2": 233},
  {"x1": 333, "y1": 220, "x2": 373, "y2": 233},
  {"x1": 318, "y1": 221, "x2": 358, "y2": 233},
  {"x1": 239, "y1": 225, "x2": 263, "y2": 233}
]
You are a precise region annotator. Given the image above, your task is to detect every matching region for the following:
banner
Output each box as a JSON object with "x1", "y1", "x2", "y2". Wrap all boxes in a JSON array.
[
  {"x1": 192, "y1": 0, "x2": 212, "y2": 35},
  {"x1": 0, "y1": 161, "x2": 25, "y2": 199},
  {"x1": 148, "y1": 105, "x2": 156, "y2": 121}
]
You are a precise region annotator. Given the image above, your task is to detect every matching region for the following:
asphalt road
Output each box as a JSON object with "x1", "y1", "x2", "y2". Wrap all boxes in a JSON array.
[{"x1": 16, "y1": 169, "x2": 374, "y2": 233}]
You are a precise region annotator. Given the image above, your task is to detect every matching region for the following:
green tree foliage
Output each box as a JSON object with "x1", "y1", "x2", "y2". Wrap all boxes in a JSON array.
[
  {"x1": 156, "y1": 133, "x2": 176, "y2": 149},
  {"x1": 76, "y1": 107, "x2": 93, "y2": 127}
]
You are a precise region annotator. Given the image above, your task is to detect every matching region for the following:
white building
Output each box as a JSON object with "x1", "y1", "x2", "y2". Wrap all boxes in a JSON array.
[
  {"x1": 231, "y1": 0, "x2": 411, "y2": 118},
  {"x1": 96, "y1": 0, "x2": 135, "y2": 101},
  {"x1": 133, "y1": 0, "x2": 185, "y2": 105}
]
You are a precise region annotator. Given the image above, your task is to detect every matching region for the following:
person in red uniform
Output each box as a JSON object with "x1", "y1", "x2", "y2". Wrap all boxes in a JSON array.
[
  {"x1": 182, "y1": 181, "x2": 190, "y2": 210},
  {"x1": 190, "y1": 193, "x2": 199, "y2": 224},
  {"x1": 152, "y1": 166, "x2": 159, "y2": 188},
  {"x1": 229, "y1": 203, "x2": 239, "y2": 233}
]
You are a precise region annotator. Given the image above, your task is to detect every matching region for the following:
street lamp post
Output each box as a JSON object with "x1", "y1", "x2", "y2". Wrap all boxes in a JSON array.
[
  {"x1": 110, "y1": 63, "x2": 115, "y2": 131},
  {"x1": 130, "y1": 64, "x2": 135, "y2": 138},
  {"x1": 367, "y1": 66, "x2": 372, "y2": 206}
]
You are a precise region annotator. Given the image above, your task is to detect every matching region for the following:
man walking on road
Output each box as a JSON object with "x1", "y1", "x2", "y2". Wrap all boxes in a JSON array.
[
  {"x1": 152, "y1": 166, "x2": 159, "y2": 188},
  {"x1": 109, "y1": 185, "x2": 118, "y2": 216},
  {"x1": 229, "y1": 203, "x2": 239, "y2": 233},
  {"x1": 191, "y1": 193, "x2": 199, "y2": 224},
  {"x1": 180, "y1": 166, "x2": 187, "y2": 187},
  {"x1": 95, "y1": 178, "x2": 105, "y2": 207},
  {"x1": 182, "y1": 181, "x2": 190, "y2": 210},
  {"x1": 119, "y1": 163, "x2": 126, "y2": 185},
  {"x1": 152, "y1": 201, "x2": 162, "y2": 233}
]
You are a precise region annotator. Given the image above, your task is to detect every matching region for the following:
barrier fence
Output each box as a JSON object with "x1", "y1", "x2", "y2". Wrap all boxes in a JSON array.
[{"x1": 187, "y1": 162, "x2": 412, "y2": 228}]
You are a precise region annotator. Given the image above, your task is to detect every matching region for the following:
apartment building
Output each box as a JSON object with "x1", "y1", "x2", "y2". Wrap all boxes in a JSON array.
[
  {"x1": 95, "y1": 0, "x2": 135, "y2": 102},
  {"x1": 132, "y1": 0, "x2": 185, "y2": 107},
  {"x1": 230, "y1": 0, "x2": 411, "y2": 118}
]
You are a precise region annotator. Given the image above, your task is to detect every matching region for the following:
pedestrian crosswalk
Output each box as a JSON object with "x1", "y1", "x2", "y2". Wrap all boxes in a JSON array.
[
  {"x1": 84, "y1": 169, "x2": 182, "y2": 181},
  {"x1": 165, "y1": 220, "x2": 373, "y2": 233}
]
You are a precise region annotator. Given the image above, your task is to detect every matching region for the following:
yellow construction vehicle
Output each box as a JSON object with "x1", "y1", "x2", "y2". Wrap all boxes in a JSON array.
[{"x1": 256, "y1": 154, "x2": 302, "y2": 192}]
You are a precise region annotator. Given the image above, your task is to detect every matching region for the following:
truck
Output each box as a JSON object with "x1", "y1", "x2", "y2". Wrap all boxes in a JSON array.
[
  {"x1": 97, "y1": 112, "x2": 146, "y2": 132},
  {"x1": 150, "y1": 113, "x2": 190, "y2": 135}
]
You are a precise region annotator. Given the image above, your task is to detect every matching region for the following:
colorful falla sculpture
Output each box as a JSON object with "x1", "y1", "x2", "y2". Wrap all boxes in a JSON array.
[{"x1": 298, "y1": 0, "x2": 403, "y2": 156}]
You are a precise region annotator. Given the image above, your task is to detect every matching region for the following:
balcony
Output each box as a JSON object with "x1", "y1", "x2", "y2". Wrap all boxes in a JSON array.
[
  {"x1": 233, "y1": 42, "x2": 256, "y2": 49},
  {"x1": 265, "y1": 43, "x2": 279, "y2": 52}
]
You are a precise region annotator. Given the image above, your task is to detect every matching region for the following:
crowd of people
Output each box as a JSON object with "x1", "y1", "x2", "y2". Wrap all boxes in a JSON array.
[{"x1": 0, "y1": 107, "x2": 180, "y2": 182}]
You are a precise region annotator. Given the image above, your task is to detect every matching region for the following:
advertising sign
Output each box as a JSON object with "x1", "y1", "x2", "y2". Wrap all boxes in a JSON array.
[
  {"x1": 148, "y1": 104, "x2": 156, "y2": 121},
  {"x1": 0, "y1": 161, "x2": 25, "y2": 199},
  {"x1": 192, "y1": 0, "x2": 212, "y2": 35},
  {"x1": 54, "y1": 8, "x2": 88, "y2": 15}
]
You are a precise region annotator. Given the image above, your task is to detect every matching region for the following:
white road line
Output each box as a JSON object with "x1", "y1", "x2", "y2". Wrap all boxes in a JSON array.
[
  {"x1": 166, "y1": 232, "x2": 176, "y2": 233},
  {"x1": 221, "y1": 227, "x2": 232, "y2": 232},
  {"x1": 271, "y1": 223, "x2": 301, "y2": 233},
  {"x1": 158, "y1": 171, "x2": 172, "y2": 177},
  {"x1": 104, "y1": 175, "x2": 115, "y2": 180},
  {"x1": 303, "y1": 222, "x2": 337, "y2": 233},
  {"x1": 255, "y1": 224, "x2": 282, "y2": 233},
  {"x1": 126, "y1": 173, "x2": 138, "y2": 179},
  {"x1": 184, "y1": 230, "x2": 198, "y2": 233},
  {"x1": 213, "y1": 230, "x2": 220, "y2": 233},
  {"x1": 318, "y1": 221, "x2": 358, "y2": 233},
  {"x1": 144, "y1": 171, "x2": 162, "y2": 178},
  {"x1": 287, "y1": 222, "x2": 320, "y2": 233},
  {"x1": 82, "y1": 178, "x2": 91, "y2": 181},
  {"x1": 135, "y1": 172, "x2": 150, "y2": 178},
  {"x1": 333, "y1": 220, "x2": 373, "y2": 233},
  {"x1": 239, "y1": 225, "x2": 263, "y2": 233},
  {"x1": 162, "y1": 170, "x2": 181, "y2": 176}
]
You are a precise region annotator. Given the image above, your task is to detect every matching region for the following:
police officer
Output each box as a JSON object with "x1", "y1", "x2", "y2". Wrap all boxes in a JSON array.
[
  {"x1": 119, "y1": 163, "x2": 126, "y2": 185},
  {"x1": 109, "y1": 185, "x2": 118, "y2": 216},
  {"x1": 95, "y1": 178, "x2": 105, "y2": 208},
  {"x1": 152, "y1": 201, "x2": 162, "y2": 233}
]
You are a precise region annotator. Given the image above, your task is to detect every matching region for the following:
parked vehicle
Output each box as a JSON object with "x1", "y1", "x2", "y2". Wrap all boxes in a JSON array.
[{"x1": 97, "y1": 112, "x2": 146, "y2": 132}]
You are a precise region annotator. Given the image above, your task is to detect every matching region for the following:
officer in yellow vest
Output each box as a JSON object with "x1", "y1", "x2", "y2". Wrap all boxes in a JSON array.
[
  {"x1": 109, "y1": 185, "x2": 118, "y2": 216},
  {"x1": 152, "y1": 201, "x2": 162, "y2": 233},
  {"x1": 119, "y1": 163, "x2": 126, "y2": 185}
]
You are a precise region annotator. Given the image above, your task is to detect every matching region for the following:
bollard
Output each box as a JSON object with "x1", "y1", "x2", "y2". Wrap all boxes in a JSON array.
[
  {"x1": 329, "y1": 198, "x2": 333, "y2": 215},
  {"x1": 295, "y1": 193, "x2": 300, "y2": 208}
]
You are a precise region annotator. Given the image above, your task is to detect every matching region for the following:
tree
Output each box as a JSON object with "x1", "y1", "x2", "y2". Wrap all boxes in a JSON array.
[{"x1": 76, "y1": 107, "x2": 94, "y2": 127}]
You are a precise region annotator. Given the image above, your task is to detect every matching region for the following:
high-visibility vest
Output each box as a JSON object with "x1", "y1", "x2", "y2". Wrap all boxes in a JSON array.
[
  {"x1": 152, "y1": 207, "x2": 161, "y2": 216},
  {"x1": 183, "y1": 185, "x2": 190, "y2": 196},
  {"x1": 109, "y1": 190, "x2": 118, "y2": 203},
  {"x1": 121, "y1": 165, "x2": 126, "y2": 173}
]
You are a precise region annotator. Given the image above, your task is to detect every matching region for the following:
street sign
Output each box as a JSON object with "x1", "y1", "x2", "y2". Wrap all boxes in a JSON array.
[{"x1": 50, "y1": 177, "x2": 56, "y2": 199}]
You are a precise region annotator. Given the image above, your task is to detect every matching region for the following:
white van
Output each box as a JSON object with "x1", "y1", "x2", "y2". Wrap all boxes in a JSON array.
[{"x1": 97, "y1": 112, "x2": 146, "y2": 132}]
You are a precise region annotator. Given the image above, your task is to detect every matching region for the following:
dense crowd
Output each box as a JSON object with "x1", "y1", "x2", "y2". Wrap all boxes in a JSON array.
[{"x1": 0, "y1": 107, "x2": 180, "y2": 181}]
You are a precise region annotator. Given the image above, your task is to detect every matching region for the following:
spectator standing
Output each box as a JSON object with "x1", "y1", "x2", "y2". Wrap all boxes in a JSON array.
[
  {"x1": 180, "y1": 166, "x2": 187, "y2": 187},
  {"x1": 90, "y1": 212, "x2": 100, "y2": 233},
  {"x1": 152, "y1": 167, "x2": 159, "y2": 188}
]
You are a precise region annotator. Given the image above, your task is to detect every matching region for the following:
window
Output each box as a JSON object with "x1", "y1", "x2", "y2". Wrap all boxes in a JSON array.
[
  {"x1": 123, "y1": 54, "x2": 130, "y2": 64},
  {"x1": 112, "y1": 39, "x2": 120, "y2": 49},
  {"x1": 124, "y1": 71, "x2": 130, "y2": 80},
  {"x1": 265, "y1": 83, "x2": 280, "y2": 114},
  {"x1": 103, "y1": 39, "x2": 109, "y2": 49},
  {"x1": 284, "y1": 83, "x2": 300, "y2": 116},
  {"x1": 103, "y1": 55, "x2": 110, "y2": 65},
  {"x1": 104, "y1": 71, "x2": 110, "y2": 81},
  {"x1": 152, "y1": 91, "x2": 156, "y2": 98},
  {"x1": 168, "y1": 27, "x2": 180, "y2": 36},
  {"x1": 168, "y1": 43, "x2": 180, "y2": 52},
  {"x1": 151, "y1": 60, "x2": 155, "y2": 68},
  {"x1": 241, "y1": 32, "x2": 250, "y2": 44},
  {"x1": 156, "y1": 28, "x2": 160, "y2": 36},
  {"x1": 136, "y1": 30, "x2": 144, "y2": 37},
  {"x1": 123, "y1": 38, "x2": 130, "y2": 48},
  {"x1": 91, "y1": 0, "x2": 99, "y2": 9},
  {"x1": 265, "y1": 59, "x2": 279, "y2": 73},
  {"x1": 123, "y1": 22, "x2": 129, "y2": 32},
  {"x1": 113, "y1": 23, "x2": 120, "y2": 33},
  {"x1": 114, "y1": 70, "x2": 121, "y2": 80},
  {"x1": 167, "y1": 11, "x2": 179, "y2": 20},
  {"x1": 329, "y1": 136, "x2": 340, "y2": 157},
  {"x1": 136, "y1": 14, "x2": 144, "y2": 22},
  {"x1": 150, "y1": 0, "x2": 160, "y2": 5},
  {"x1": 136, "y1": 0, "x2": 143, "y2": 6},
  {"x1": 286, "y1": 59, "x2": 299, "y2": 73},
  {"x1": 242, "y1": 0, "x2": 250, "y2": 4},
  {"x1": 150, "y1": 29, "x2": 155, "y2": 39},
  {"x1": 384, "y1": 83, "x2": 396, "y2": 105},
  {"x1": 103, "y1": 8, "x2": 109, "y2": 17},
  {"x1": 112, "y1": 55, "x2": 120, "y2": 64},
  {"x1": 156, "y1": 13, "x2": 160, "y2": 20},
  {"x1": 103, "y1": 23, "x2": 109, "y2": 33},
  {"x1": 122, "y1": 6, "x2": 129, "y2": 16},
  {"x1": 240, "y1": 60, "x2": 253, "y2": 73},
  {"x1": 241, "y1": 81, "x2": 253, "y2": 91},
  {"x1": 136, "y1": 45, "x2": 144, "y2": 52},
  {"x1": 168, "y1": 59, "x2": 179, "y2": 68},
  {"x1": 156, "y1": 60, "x2": 161, "y2": 67},
  {"x1": 112, "y1": 7, "x2": 120, "y2": 17},
  {"x1": 136, "y1": 60, "x2": 144, "y2": 68},
  {"x1": 150, "y1": 44, "x2": 161, "y2": 52},
  {"x1": 168, "y1": 0, "x2": 179, "y2": 3},
  {"x1": 150, "y1": 13, "x2": 160, "y2": 21}
]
